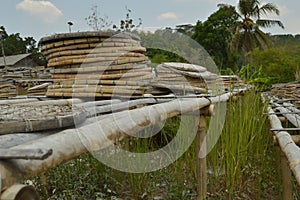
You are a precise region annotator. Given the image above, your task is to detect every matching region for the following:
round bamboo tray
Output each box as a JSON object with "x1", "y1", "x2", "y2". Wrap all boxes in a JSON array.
[
  {"x1": 48, "y1": 52, "x2": 146, "y2": 64},
  {"x1": 52, "y1": 74, "x2": 154, "y2": 83},
  {"x1": 41, "y1": 37, "x2": 141, "y2": 51},
  {"x1": 42, "y1": 43, "x2": 142, "y2": 56},
  {"x1": 46, "y1": 46, "x2": 146, "y2": 60},
  {"x1": 48, "y1": 56, "x2": 149, "y2": 67},
  {"x1": 39, "y1": 31, "x2": 141, "y2": 45},
  {"x1": 52, "y1": 70, "x2": 152, "y2": 80},
  {"x1": 52, "y1": 63, "x2": 149, "y2": 74}
]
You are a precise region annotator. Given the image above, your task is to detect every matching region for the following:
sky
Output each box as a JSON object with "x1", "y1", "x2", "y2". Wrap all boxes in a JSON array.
[{"x1": 0, "y1": 0, "x2": 299, "y2": 41}]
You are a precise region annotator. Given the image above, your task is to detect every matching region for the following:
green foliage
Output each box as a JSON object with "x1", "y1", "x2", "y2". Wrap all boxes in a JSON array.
[
  {"x1": 218, "y1": 1, "x2": 284, "y2": 66},
  {"x1": 209, "y1": 90, "x2": 279, "y2": 199},
  {"x1": 175, "y1": 24, "x2": 195, "y2": 36},
  {"x1": 145, "y1": 49, "x2": 188, "y2": 64},
  {"x1": 113, "y1": 6, "x2": 142, "y2": 32},
  {"x1": 85, "y1": 5, "x2": 112, "y2": 31},
  {"x1": 139, "y1": 29, "x2": 216, "y2": 69},
  {"x1": 0, "y1": 26, "x2": 39, "y2": 57},
  {"x1": 247, "y1": 47, "x2": 299, "y2": 83},
  {"x1": 238, "y1": 64, "x2": 263, "y2": 81},
  {"x1": 192, "y1": 5, "x2": 239, "y2": 70}
]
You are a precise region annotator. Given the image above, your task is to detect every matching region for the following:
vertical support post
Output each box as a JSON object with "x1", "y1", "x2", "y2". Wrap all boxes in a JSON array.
[
  {"x1": 280, "y1": 150, "x2": 292, "y2": 200},
  {"x1": 196, "y1": 112, "x2": 207, "y2": 200}
]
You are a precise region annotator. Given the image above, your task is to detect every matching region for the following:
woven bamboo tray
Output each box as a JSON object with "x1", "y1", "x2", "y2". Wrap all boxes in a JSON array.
[
  {"x1": 41, "y1": 37, "x2": 141, "y2": 51},
  {"x1": 46, "y1": 47, "x2": 146, "y2": 60},
  {"x1": 48, "y1": 56, "x2": 149, "y2": 67},
  {"x1": 52, "y1": 63, "x2": 149, "y2": 74},
  {"x1": 39, "y1": 31, "x2": 141, "y2": 44},
  {"x1": 48, "y1": 52, "x2": 146, "y2": 64}
]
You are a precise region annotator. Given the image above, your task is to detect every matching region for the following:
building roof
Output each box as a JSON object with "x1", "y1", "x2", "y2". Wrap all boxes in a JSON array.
[{"x1": 0, "y1": 53, "x2": 32, "y2": 67}]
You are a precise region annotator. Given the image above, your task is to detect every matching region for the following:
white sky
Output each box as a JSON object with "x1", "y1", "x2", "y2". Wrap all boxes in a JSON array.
[{"x1": 0, "y1": 0, "x2": 298, "y2": 41}]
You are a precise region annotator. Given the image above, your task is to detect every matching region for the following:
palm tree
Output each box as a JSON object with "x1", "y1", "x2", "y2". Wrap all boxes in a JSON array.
[{"x1": 219, "y1": 0, "x2": 284, "y2": 61}]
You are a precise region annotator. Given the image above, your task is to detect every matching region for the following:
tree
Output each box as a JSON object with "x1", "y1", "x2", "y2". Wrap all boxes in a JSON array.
[
  {"x1": 192, "y1": 5, "x2": 239, "y2": 70},
  {"x1": 175, "y1": 24, "x2": 195, "y2": 36},
  {"x1": 0, "y1": 26, "x2": 45, "y2": 64},
  {"x1": 0, "y1": 26, "x2": 39, "y2": 57},
  {"x1": 246, "y1": 47, "x2": 299, "y2": 83},
  {"x1": 113, "y1": 6, "x2": 142, "y2": 32},
  {"x1": 85, "y1": 5, "x2": 112, "y2": 31},
  {"x1": 220, "y1": 0, "x2": 284, "y2": 58}
]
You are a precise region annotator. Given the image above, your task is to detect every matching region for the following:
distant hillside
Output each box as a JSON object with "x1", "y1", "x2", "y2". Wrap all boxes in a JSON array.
[{"x1": 271, "y1": 34, "x2": 300, "y2": 47}]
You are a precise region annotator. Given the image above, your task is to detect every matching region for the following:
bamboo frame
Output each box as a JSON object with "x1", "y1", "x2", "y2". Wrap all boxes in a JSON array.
[
  {"x1": 268, "y1": 106, "x2": 300, "y2": 186},
  {"x1": 0, "y1": 88, "x2": 249, "y2": 196}
]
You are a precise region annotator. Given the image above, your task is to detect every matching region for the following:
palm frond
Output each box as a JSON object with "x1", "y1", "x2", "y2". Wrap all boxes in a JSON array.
[
  {"x1": 259, "y1": 3, "x2": 280, "y2": 16},
  {"x1": 256, "y1": 19, "x2": 284, "y2": 29},
  {"x1": 253, "y1": 28, "x2": 271, "y2": 49},
  {"x1": 238, "y1": 0, "x2": 260, "y2": 17}
]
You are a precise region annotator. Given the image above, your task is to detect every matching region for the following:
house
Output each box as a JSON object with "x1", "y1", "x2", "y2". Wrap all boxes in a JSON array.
[{"x1": 0, "y1": 53, "x2": 44, "y2": 70}]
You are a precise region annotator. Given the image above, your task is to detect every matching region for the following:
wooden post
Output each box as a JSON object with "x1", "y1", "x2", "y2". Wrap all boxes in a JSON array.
[
  {"x1": 280, "y1": 150, "x2": 293, "y2": 200},
  {"x1": 196, "y1": 110, "x2": 207, "y2": 200}
]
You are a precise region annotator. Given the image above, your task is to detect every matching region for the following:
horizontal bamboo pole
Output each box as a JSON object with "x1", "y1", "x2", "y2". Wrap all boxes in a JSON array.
[{"x1": 268, "y1": 106, "x2": 300, "y2": 187}]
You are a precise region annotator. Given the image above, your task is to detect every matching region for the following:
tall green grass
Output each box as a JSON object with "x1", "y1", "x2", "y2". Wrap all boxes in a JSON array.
[{"x1": 208, "y1": 90, "x2": 280, "y2": 199}]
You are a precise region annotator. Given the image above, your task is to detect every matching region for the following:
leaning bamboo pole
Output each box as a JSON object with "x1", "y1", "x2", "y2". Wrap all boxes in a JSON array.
[{"x1": 268, "y1": 106, "x2": 300, "y2": 186}]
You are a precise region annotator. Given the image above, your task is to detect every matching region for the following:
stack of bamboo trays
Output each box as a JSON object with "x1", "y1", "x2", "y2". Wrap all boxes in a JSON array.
[
  {"x1": 39, "y1": 31, "x2": 162, "y2": 98},
  {"x1": 220, "y1": 75, "x2": 244, "y2": 90},
  {"x1": 151, "y1": 62, "x2": 219, "y2": 94},
  {"x1": 0, "y1": 83, "x2": 17, "y2": 98},
  {"x1": 0, "y1": 76, "x2": 17, "y2": 98},
  {"x1": 271, "y1": 81, "x2": 300, "y2": 108}
]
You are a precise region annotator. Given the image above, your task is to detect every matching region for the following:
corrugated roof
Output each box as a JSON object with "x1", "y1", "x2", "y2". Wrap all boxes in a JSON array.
[{"x1": 0, "y1": 53, "x2": 31, "y2": 67}]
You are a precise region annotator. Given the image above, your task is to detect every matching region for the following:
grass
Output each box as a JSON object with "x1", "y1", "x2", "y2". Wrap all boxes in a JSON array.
[{"x1": 28, "y1": 90, "x2": 288, "y2": 199}]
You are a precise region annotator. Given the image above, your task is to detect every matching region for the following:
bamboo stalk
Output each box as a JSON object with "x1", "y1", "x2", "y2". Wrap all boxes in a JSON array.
[
  {"x1": 280, "y1": 150, "x2": 293, "y2": 200},
  {"x1": 268, "y1": 106, "x2": 300, "y2": 187},
  {"x1": 196, "y1": 114, "x2": 207, "y2": 200}
]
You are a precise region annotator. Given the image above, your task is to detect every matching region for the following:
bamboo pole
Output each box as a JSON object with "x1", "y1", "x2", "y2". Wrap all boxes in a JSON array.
[
  {"x1": 280, "y1": 150, "x2": 293, "y2": 200},
  {"x1": 268, "y1": 106, "x2": 300, "y2": 186},
  {"x1": 196, "y1": 110, "x2": 207, "y2": 200}
]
